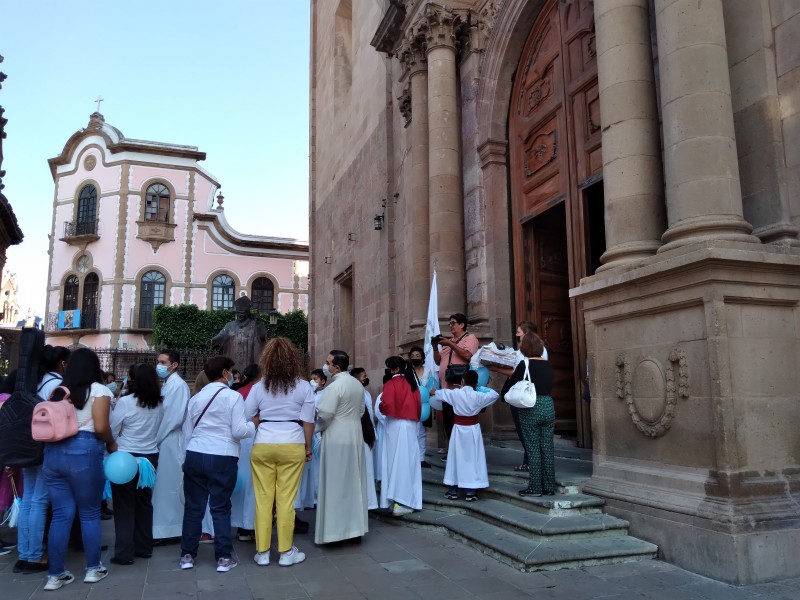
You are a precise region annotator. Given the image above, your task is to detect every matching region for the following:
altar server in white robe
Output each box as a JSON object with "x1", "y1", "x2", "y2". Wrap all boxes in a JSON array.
[
  {"x1": 152, "y1": 351, "x2": 191, "y2": 540},
  {"x1": 351, "y1": 368, "x2": 379, "y2": 510},
  {"x1": 432, "y1": 370, "x2": 499, "y2": 501},
  {"x1": 373, "y1": 382, "x2": 387, "y2": 482},
  {"x1": 315, "y1": 351, "x2": 369, "y2": 545},
  {"x1": 379, "y1": 356, "x2": 422, "y2": 516},
  {"x1": 294, "y1": 370, "x2": 325, "y2": 511}
]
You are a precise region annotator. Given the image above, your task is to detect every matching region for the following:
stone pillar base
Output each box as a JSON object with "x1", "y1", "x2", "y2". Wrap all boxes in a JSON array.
[{"x1": 572, "y1": 240, "x2": 800, "y2": 585}]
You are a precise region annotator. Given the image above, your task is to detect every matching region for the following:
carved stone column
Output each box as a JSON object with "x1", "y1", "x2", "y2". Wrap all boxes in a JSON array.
[
  {"x1": 595, "y1": 0, "x2": 666, "y2": 270},
  {"x1": 422, "y1": 5, "x2": 465, "y2": 316},
  {"x1": 654, "y1": 0, "x2": 758, "y2": 252},
  {"x1": 400, "y1": 32, "x2": 431, "y2": 326}
]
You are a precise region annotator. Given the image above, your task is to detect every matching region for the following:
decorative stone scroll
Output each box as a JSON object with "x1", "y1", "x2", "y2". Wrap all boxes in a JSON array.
[
  {"x1": 615, "y1": 347, "x2": 689, "y2": 438},
  {"x1": 397, "y1": 84, "x2": 412, "y2": 127}
]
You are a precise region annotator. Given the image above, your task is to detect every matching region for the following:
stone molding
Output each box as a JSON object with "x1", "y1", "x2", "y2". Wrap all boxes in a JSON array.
[
  {"x1": 477, "y1": 138, "x2": 507, "y2": 168},
  {"x1": 419, "y1": 4, "x2": 462, "y2": 53},
  {"x1": 397, "y1": 83, "x2": 412, "y2": 127}
]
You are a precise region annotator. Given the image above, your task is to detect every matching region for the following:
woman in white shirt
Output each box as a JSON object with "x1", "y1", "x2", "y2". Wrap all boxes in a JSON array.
[
  {"x1": 245, "y1": 338, "x2": 315, "y2": 568},
  {"x1": 41, "y1": 349, "x2": 113, "y2": 590},
  {"x1": 179, "y1": 356, "x2": 255, "y2": 574},
  {"x1": 109, "y1": 363, "x2": 164, "y2": 566}
]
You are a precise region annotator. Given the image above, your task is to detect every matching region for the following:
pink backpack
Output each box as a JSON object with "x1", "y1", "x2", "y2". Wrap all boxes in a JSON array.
[{"x1": 31, "y1": 386, "x2": 86, "y2": 442}]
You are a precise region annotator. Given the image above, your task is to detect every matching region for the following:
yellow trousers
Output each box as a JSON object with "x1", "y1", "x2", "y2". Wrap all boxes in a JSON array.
[{"x1": 250, "y1": 443, "x2": 306, "y2": 553}]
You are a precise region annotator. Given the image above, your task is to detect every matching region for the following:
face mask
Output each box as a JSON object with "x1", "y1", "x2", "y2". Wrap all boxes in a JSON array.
[
  {"x1": 322, "y1": 364, "x2": 331, "y2": 378},
  {"x1": 309, "y1": 380, "x2": 319, "y2": 391},
  {"x1": 107, "y1": 382, "x2": 118, "y2": 394},
  {"x1": 362, "y1": 378, "x2": 370, "y2": 387},
  {"x1": 155, "y1": 365, "x2": 169, "y2": 379},
  {"x1": 410, "y1": 359, "x2": 423, "y2": 367},
  {"x1": 227, "y1": 372, "x2": 235, "y2": 387}
]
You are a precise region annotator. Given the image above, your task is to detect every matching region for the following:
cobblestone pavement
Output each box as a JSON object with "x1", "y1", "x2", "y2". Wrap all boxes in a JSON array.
[{"x1": 1, "y1": 511, "x2": 798, "y2": 600}]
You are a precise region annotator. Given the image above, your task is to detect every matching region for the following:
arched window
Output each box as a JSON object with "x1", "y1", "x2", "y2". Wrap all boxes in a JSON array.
[
  {"x1": 251, "y1": 277, "x2": 274, "y2": 313},
  {"x1": 145, "y1": 183, "x2": 170, "y2": 222},
  {"x1": 211, "y1": 274, "x2": 234, "y2": 310},
  {"x1": 82, "y1": 273, "x2": 99, "y2": 329},
  {"x1": 139, "y1": 270, "x2": 166, "y2": 329},
  {"x1": 63, "y1": 275, "x2": 79, "y2": 310},
  {"x1": 77, "y1": 185, "x2": 97, "y2": 235}
]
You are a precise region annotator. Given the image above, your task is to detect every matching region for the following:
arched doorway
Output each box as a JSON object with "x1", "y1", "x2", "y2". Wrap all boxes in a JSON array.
[{"x1": 509, "y1": 0, "x2": 604, "y2": 445}]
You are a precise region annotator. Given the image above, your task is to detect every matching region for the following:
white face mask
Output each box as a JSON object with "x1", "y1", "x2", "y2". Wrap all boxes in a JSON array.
[
  {"x1": 322, "y1": 364, "x2": 331, "y2": 378},
  {"x1": 309, "y1": 380, "x2": 319, "y2": 391}
]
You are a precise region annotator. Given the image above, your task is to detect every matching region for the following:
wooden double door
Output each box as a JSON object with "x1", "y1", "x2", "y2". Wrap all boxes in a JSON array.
[{"x1": 509, "y1": 0, "x2": 605, "y2": 446}]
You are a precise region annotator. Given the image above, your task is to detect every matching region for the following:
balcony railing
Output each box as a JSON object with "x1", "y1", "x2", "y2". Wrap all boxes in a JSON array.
[
  {"x1": 63, "y1": 219, "x2": 98, "y2": 239},
  {"x1": 46, "y1": 309, "x2": 99, "y2": 332}
]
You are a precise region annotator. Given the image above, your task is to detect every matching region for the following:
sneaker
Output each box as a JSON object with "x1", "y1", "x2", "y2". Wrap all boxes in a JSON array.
[
  {"x1": 179, "y1": 554, "x2": 194, "y2": 570},
  {"x1": 216, "y1": 557, "x2": 238, "y2": 573},
  {"x1": 199, "y1": 533, "x2": 214, "y2": 544},
  {"x1": 237, "y1": 528, "x2": 254, "y2": 542},
  {"x1": 0, "y1": 542, "x2": 14, "y2": 556},
  {"x1": 278, "y1": 546, "x2": 306, "y2": 567},
  {"x1": 44, "y1": 571, "x2": 75, "y2": 591},
  {"x1": 253, "y1": 551, "x2": 270, "y2": 566},
  {"x1": 444, "y1": 491, "x2": 459, "y2": 500},
  {"x1": 465, "y1": 494, "x2": 478, "y2": 502},
  {"x1": 392, "y1": 503, "x2": 413, "y2": 516},
  {"x1": 84, "y1": 566, "x2": 108, "y2": 583}
]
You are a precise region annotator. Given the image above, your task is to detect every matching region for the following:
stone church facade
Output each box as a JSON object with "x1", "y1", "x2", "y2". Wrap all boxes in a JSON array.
[
  {"x1": 309, "y1": 0, "x2": 800, "y2": 584},
  {"x1": 46, "y1": 112, "x2": 309, "y2": 349}
]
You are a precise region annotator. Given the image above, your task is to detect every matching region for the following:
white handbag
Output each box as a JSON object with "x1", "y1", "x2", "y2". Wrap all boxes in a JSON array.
[{"x1": 504, "y1": 358, "x2": 537, "y2": 408}]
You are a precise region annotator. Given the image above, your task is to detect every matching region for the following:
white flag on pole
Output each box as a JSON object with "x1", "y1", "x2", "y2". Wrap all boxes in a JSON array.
[{"x1": 423, "y1": 270, "x2": 440, "y2": 378}]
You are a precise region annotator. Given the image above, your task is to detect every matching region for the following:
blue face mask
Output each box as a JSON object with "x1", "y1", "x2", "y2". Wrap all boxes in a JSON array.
[
  {"x1": 155, "y1": 364, "x2": 170, "y2": 379},
  {"x1": 107, "y1": 382, "x2": 118, "y2": 394},
  {"x1": 228, "y1": 373, "x2": 235, "y2": 387}
]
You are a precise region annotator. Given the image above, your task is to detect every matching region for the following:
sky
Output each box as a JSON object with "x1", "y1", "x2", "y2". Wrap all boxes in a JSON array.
[{"x1": 1, "y1": 0, "x2": 311, "y2": 318}]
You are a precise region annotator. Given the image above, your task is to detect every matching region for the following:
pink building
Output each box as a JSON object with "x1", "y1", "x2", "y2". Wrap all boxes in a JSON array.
[{"x1": 45, "y1": 112, "x2": 308, "y2": 349}]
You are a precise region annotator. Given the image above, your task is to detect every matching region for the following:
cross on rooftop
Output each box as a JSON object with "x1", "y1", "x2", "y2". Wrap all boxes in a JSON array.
[{"x1": 94, "y1": 95, "x2": 104, "y2": 112}]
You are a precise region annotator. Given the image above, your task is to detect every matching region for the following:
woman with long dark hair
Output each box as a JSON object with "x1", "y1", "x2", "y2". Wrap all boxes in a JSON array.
[
  {"x1": 245, "y1": 338, "x2": 315, "y2": 567},
  {"x1": 378, "y1": 356, "x2": 422, "y2": 516},
  {"x1": 109, "y1": 363, "x2": 164, "y2": 565},
  {"x1": 42, "y1": 348, "x2": 113, "y2": 590}
]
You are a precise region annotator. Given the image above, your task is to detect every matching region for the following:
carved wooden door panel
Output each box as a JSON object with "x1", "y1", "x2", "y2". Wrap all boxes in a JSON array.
[{"x1": 510, "y1": 0, "x2": 599, "y2": 443}]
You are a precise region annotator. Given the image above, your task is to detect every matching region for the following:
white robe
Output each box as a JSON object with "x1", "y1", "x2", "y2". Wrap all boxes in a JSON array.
[
  {"x1": 231, "y1": 436, "x2": 255, "y2": 529},
  {"x1": 362, "y1": 388, "x2": 378, "y2": 509},
  {"x1": 151, "y1": 372, "x2": 190, "y2": 539},
  {"x1": 315, "y1": 372, "x2": 369, "y2": 544},
  {"x1": 374, "y1": 395, "x2": 386, "y2": 481},
  {"x1": 437, "y1": 386, "x2": 499, "y2": 489},
  {"x1": 379, "y1": 417, "x2": 422, "y2": 510},
  {"x1": 295, "y1": 390, "x2": 322, "y2": 510}
]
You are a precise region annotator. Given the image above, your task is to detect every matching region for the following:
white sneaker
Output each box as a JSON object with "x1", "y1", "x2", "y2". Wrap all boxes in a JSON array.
[
  {"x1": 179, "y1": 554, "x2": 194, "y2": 570},
  {"x1": 216, "y1": 557, "x2": 238, "y2": 573},
  {"x1": 278, "y1": 546, "x2": 306, "y2": 567},
  {"x1": 253, "y1": 551, "x2": 270, "y2": 566},
  {"x1": 44, "y1": 572, "x2": 75, "y2": 591},
  {"x1": 84, "y1": 566, "x2": 108, "y2": 583},
  {"x1": 392, "y1": 503, "x2": 413, "y2": 516}
]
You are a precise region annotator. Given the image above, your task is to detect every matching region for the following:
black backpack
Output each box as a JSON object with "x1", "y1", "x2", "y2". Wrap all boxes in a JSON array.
[{"x1": 0, "y1": 328, "x2": 46, "y2": 467}]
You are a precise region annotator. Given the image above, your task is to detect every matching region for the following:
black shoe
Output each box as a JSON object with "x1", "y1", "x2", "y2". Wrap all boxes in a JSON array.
[
  {"x1": 23, "y1": 560, "x2": 49, "y2": 574},
  {"x1": 13, "y1": 560, "x2": 27, "y2": 573},
  {"x1": 152, "y1": 537, "x2": 180, "y2": 547},
  {"x1": 101, "y1": 504, "x2": 114, "y2": 517},
  {"x1": 465, "y1": 494, "x2": 478, "y2": 502},
  {"x1": 0, "y1": 541, "x2": 15, "y2": 556},
  {"x1": 542, "y1": 491, "x2": 555, "y2": 496},
  {"x1": 110, "y1": 557, "x2": 134, "y2": 566},
  {"x1": 518, "y1": 489, "x2": 542, "y2": 497},
  {"x1": 100, "y1": 513, "x2": 112, "y2": 521},
  {"x1": 421, "y1": 461, "x2": 432, "y2": 468},
  {"x1": 134, "y1": 552, "x2": 152, "y2": 559},
  {"x1": 444, "y1": 491, "x2": 459, "y2": 500},
  {"x1": 294, "y1": 515, "x2": 310, "y2": 534}
]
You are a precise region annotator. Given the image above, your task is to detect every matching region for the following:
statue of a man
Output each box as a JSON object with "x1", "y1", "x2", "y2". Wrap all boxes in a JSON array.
[{"x1": 210, "y1": 295, "x2": 268, "y2": 371}]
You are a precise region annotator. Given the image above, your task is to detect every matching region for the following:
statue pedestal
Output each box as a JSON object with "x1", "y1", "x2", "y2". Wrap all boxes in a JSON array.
[{"x1": 571, "y1": 241, "x2": 800, "y2": 585}]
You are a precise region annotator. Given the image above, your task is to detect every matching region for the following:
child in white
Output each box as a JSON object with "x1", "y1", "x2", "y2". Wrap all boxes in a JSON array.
[{"x1": 432, "y1": 370, "x2": 498, "y2": 501}]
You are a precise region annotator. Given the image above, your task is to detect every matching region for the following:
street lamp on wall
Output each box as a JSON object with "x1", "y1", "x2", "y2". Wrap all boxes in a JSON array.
[{"x1": 374, "y1": 199, "x2": 387, "y2": 231}]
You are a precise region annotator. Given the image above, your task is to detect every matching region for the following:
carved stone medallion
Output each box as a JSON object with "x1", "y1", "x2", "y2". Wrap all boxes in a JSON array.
[{"x1": 84, "y1": 155, "x2": 97, "y2": 171}]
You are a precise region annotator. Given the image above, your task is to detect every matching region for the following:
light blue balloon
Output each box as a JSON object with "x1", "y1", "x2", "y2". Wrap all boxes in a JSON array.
[
  {"x1": 420, "y1": 402, "x2": 431, "y2": 422},
  {"x1": 419, "y1": 386, "x2": 430, "y2": 405},
  {"x1": 104, "y1": 451, "x2": 139, "y2": 485},
  {"x1": 476, "y1": 366, "x2": 490, "y2": 387}
]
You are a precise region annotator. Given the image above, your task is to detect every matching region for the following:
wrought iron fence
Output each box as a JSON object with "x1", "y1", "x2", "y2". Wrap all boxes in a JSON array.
[
  {"x1": 93, "y1": 348, "x2": 219, "y2": 383},
  {"x1": 63, "y1": 219, "x2": 98, "y2": 238}
]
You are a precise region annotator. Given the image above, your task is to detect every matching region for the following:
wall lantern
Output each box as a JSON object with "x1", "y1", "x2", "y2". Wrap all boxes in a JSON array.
[{"x1": 374, "y1": 199, "x2": 387, "y2": 231}]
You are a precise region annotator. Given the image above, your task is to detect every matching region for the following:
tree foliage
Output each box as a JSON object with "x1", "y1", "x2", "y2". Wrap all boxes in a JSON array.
[{"x1": 152, "y1": 305, "x2": 308, "y2": 351}]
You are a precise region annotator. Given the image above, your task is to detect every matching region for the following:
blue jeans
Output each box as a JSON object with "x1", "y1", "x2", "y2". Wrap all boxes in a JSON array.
[
  {"x1": 43, "y1": 432, "x2": 105, "y2": 576},
  {"x1": 181, "y1": 451, "x2": 237, "y2": 560},
  {"x1": 18, "y1": 466, "x2": 49, "y2": 561}
]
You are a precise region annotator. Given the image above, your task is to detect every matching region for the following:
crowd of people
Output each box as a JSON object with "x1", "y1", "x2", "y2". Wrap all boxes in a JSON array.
[{"x1": 0, "y1": 314, "x2": 555, "y2": 592}]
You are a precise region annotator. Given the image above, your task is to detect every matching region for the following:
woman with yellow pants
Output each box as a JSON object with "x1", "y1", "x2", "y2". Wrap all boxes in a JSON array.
[{"x1": 244, "y1": 338, "x2": 316, "y2": 567}]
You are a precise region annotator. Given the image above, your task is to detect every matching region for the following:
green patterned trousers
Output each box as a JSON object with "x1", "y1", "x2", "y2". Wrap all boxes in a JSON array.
[{"x1": 518, "y1": 395, "x2": 556, "y2": 494}]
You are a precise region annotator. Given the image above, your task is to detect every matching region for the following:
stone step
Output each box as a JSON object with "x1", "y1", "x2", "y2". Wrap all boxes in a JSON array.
[
  {"x1": 419, "y1": 493, "x2": 631, "y2": 540},
  {"x1": 376, "y1": 507, "x2": 658, "y2": 572},
  {"x1": 427, "y1": 457, "x2": 585, "y2": 494},
  {"x1": 421, "y1": 469, "x2": 605, "y2": 515}
]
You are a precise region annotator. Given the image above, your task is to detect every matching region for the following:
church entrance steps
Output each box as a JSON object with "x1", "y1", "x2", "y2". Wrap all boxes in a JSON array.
[{"x1": 375, "y1": 507, "x2": 658, "y2": 572}]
